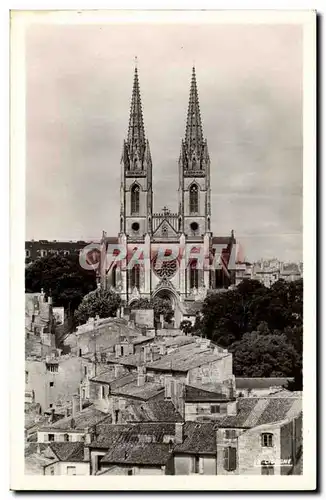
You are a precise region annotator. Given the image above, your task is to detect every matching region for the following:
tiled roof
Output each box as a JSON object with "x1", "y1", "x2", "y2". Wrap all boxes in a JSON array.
[
  {"x1": 40, "y1": 405, "x2": 110, "y2": 431},
  {"x1": 185, "y1": 384, "x2": 227, "y2": 402},
  {"x1": 124, "y1": 400, "x2": 183, "y2": 423},
  {"x1": 100, "y1": 442, "x2": 172, "y2": 466},
  {"x1": 236, "y1": 378, "x2": 294, "y2": 390},
  {"x1": 174, "y1": 422, "x2": 216, "y2": 455},
  {"x1": 105, "y1": 337, "x2": 225, "y2": 372},
  {"x1": 111, "y1": 379, "x2": 164, "y2": 401},
  {"x1": 215, "y1": 397, "x2": 302, "y2": 428},
  {"x1": 89, "y1": 422, "x2": 176, "y2": 449},
  {"x1": 50, "y1": 442, "x2": 85, "y2": 462},
  {"x1": 146, "y1": 344, "x2": 225, "y2": 372}
]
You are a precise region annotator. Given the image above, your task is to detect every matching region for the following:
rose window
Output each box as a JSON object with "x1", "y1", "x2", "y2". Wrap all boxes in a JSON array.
[{"x1": 153, "y1": 255, "x2": 178, "y2": 279}]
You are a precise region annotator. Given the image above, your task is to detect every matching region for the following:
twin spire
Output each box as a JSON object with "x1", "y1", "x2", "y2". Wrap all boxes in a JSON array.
[{"x1": 123, "y1": 64, "x2": 209, "y2": 172}]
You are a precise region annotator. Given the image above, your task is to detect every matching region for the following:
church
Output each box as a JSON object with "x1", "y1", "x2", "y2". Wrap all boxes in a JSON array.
[{"x1": 98, "y1": 66, "x2": 236, "y2": 326}]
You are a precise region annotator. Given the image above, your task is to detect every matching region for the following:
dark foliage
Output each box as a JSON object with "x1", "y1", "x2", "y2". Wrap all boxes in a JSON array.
[
  {"x1": 25, "y1": 254, "x2": 97, "y2": 315},
  {"x1": 198, "y1": 278, "x2": 303, "y2": 387}
]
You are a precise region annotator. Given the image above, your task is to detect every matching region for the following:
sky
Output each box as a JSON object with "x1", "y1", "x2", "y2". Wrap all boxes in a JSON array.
[{"x1": 25, "y1": 22, "x2": 303, "y2": 262}]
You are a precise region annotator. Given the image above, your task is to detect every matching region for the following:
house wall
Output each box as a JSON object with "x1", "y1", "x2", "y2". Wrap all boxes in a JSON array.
[
  {"x1": 99, "y1": 464, "x2": 166, "y2": 475},
  {"x1": 187, "y1": 356, "x2": 233, "y2": 386},
  {"x1": 44, "y1": 461, "x2": 90, "y2": 475},
  {"x1": 237, "y1": 426, "x2": 281, "y2": 475},
  {"x1": 174, "y1": 454, "x2": 216, "y2": 475},
  {"x1": 25, "y1": 356, "x2": 83, "y2": 412},
  {"x1": 185, "y1": 401, "x2": 231, "y2": 421},
  {"x1": 37, "y1": 431, "x2": 86, "y2": 443}
]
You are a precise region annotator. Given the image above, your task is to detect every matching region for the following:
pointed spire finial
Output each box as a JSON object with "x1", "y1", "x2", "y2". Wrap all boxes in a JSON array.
[{"x1": 135, "y1": 55, "x2": 138, "y2": 69}]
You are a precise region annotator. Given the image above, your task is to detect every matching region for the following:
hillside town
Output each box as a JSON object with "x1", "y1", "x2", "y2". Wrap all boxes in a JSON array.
[{"x1": 25, "y1": 287, "x2": 302, "y2": 476}]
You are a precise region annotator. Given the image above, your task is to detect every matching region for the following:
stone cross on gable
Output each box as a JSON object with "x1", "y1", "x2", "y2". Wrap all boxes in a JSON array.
[{"x1": 162, "y1": 206, "x2": 170, "y2": 216}]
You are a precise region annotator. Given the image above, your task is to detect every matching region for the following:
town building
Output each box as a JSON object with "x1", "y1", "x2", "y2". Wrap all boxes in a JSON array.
[{"x1": 25, "y1": 240, "x2": 94, "y2": 265}]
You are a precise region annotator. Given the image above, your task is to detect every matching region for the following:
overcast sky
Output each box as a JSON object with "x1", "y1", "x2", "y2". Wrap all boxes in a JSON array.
[{"x1": 26, "y1": 22, "x2": 302, "y2": 262}]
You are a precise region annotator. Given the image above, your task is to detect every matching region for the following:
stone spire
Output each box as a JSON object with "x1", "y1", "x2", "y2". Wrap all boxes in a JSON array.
[
  {"x1": 125, "y1": 66, "x2": 146, "y2": 169},
  {"x1": 179, "y1": 67, "x2": 209, "y2": 171}
]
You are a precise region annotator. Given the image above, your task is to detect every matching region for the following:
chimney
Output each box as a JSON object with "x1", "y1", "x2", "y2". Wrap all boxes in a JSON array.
[
  {"x1": 84, "y1": 445, "x2": 90, "y2": 462},
  {"x1": 72, "y1": 396, "x2": 78, "y2": 417},
  {"x1": 164, "y1": 375, "x2": 172, "y2": 399},
  {"x1": 159, "y1": 344, "x2": 166, "y2": 356},
  {"x1": 137, "y1": 366, "x2": 146, "y2": 387},
  {"x1": 48, "y1": 408, "x2": 55, "y2": 423},
  {"x1": 175, "y1": 422, "x2": 184, "y2": 444},
  {"x1": 227, "y1": 400, "x2": 239, "y2": 416}
]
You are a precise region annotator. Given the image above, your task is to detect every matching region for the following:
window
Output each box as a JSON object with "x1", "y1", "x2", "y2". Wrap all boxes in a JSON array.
[
  {"x1": 40, "y1": 250, "x2": 48, "y2": 257},
  {"x1": 261, "y1": 433, "x2": 273, "y2": 447},
  {"x1": 189, "y1": 184, "x2": 199, "y2": 214},
  {"x1": 48, "y1": 434, "x2": 55, "y2": 442},
  {"x1": 25, "y1": 371, "x2": 28, "y2": 384},
  {"x1": 25, "y1": 249, "x2": 31, "y2": 258},
  {"x1": 79, "y1": 349, "x2": 82, "y2": 357},
  {"x1": 190, "y1": 268, "x2": 198, "y2": 289},
  {"x1": 49, "y1": 382, "x2": 54, "y2": 387},
  {"x1": 66, "y1": 466, "x2": 76, "y2": 476},
  {"x1": 130, "y1": 265, "x2": 140, "y2": 289},
  {"x1": 225, "y1": 429, "x2": 236, "y2": 439},
  {"x1": 127, "y1": 469, "x2": 133, "y2": 476},
  {"x1": 131, "y1": 184, "x2": 140, "y2": 214},
  {"x1": 49, "y1": 466, "x2": 55, "y2": 475},
  {"x1": 100, "y1": 385, "x2": 105, "y2": 399},
  {"x1": 84, "y1": 365, "x2": 88, "y2": 377},
  {"x1": 261, "y1": 463, "x2": 274, "y2": 475},
  {"x1": 112, "y1": 265, "x2": 117, "y2": 287},
  {"x1": 49, "y1": 404, "x2": 53, "y2": 408},
  {"x1": 64, "y1": 433, "x2": 69, "y2": 442},
  {"x1": 46, "y1": 363, "x2": 58, "y2": 373},
  {"x1": 223, "y1": 447, "x2": 237, "y2": 471},
  {"x1": 211, "y1": 405, "x2": 220, "y2": 414},
  {"x1": 194, "y1": 455, "x2": 200, "y2": 474}
]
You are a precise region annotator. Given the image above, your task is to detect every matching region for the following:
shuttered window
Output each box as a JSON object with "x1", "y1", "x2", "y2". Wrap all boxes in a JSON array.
[
  {"x1": 225, "y1": 429, "x2": 236, "y2": 439},
  {"x1": 223, "y1": 447, "x2": 237, "y2": 471}
]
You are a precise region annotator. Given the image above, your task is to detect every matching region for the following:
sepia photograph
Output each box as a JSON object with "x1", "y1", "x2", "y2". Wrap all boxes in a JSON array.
[{"x1": 10, "y1": 9, "x2": 316, "y2": 491}]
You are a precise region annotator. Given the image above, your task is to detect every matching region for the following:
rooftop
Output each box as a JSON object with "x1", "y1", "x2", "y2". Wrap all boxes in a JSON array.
[
  {"x1": 174, "y1": 422, "x2": 216, "y2": 455},
  {"x1": 236, "y1": 377, "x2": 294, "y2": 390},
  {"x1": 89, "y1": 422, "x2": 176, "y2": 449},
  {"x1": 105, "y1": 339, "x2": 227, "y2": 372},
  {"x1": 215, "y1": 397, "x2": 302, "y2": 429},
  {"x1": 100, "y1": 442, "x2": 172, "y2": 466},
  {"x1": 39, "y1": 405, "x2": 110, "y2": 432},
  {"x1": 49, "y1": 442, "x2": 85, "y2": 462},
  {"x1": 184, "y1": 384, "x2": 228, "y2": 402}
]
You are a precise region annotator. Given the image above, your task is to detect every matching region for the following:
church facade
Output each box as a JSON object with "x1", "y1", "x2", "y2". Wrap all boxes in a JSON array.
[{"x1": 98, "y1": 66, "x2": 236, "y2": 326}]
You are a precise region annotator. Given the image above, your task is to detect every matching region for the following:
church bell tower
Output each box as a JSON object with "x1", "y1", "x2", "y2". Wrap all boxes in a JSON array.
[
  {"x1": 120, "y1": 66, "x2": 153, "y2": 240},
  {"x1": 178, "y1": 67, "x2": 211, "y2": 238}
]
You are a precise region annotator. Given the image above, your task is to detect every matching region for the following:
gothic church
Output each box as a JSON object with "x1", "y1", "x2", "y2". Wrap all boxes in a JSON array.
[{"x1": 99, "y1": 66, "x2": 236, "y2": 326}]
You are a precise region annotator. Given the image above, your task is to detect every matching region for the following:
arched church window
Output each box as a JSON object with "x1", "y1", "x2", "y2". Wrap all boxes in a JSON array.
[
  {"x1": 112, "y1": 265, "x2": 117, "y2": 288},
  {"x1": 130, "y1": 265, "x2": 140, "y2": 289},
  {"x1": 189, "y1": 184, "x2": 199, "y2": 214},
  {"x1": 131, "y1": 185, "x2": 140, "y2": 214},
  {"x1": 190, "y1": 267, "x2": 199, "y2": 289}
]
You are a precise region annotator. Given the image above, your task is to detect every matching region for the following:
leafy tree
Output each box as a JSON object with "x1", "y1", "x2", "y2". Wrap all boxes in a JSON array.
[
  {"x1": 25, "y1": 254, "x2": 97, "y2": 315},
  {"x1": 230, "y1": 332, "x2": 301, "y2": 378},
  {"x1": 180, "y1": 320, "x2": 193, "y2": 335},
  {"x1": 74, "y1": 288, "x2": 121, "y2": 325},
  {"x1": 129, "y1": 296, "x2": 174, "y2": 324},
  {"x1": 199, "y1": 278, "x2": 303, "y2": 379}
]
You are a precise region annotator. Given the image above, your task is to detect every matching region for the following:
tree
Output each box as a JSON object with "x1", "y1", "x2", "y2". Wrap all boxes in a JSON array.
[
  {"x1": 180, "y1": 320, "x2": 193, "y2": 335},
  {"x1": 230, "y1": 332, "x2": 301, "y2": 378},
  {"x1": 129, "y1": 296, "x2": 174, "y2": 324},
  {"x1": 25, "y1": 254, "x2": 97, "y2": 315},
  {"x1": 74, "y1": 288, "x2": 121, "y2": 325}
]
